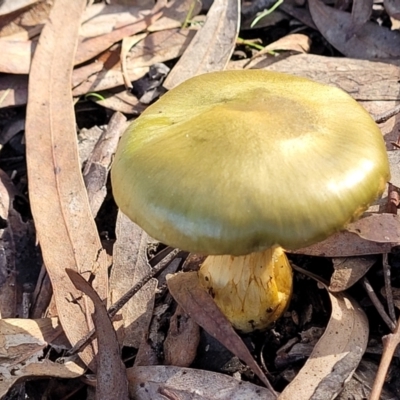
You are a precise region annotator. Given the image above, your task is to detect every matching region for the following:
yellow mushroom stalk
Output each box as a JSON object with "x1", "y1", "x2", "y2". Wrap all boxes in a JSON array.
[{"x1": 199, "y1": 247, "x2": 292, "y2": 332}]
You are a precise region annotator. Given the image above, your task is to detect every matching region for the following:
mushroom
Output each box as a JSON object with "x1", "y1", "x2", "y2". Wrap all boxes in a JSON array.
[{"x1": 111, "y1": 70, "x2": 390, "y2": 332}]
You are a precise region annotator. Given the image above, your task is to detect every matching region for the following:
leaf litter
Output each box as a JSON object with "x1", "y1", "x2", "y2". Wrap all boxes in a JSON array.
[{"x1": 1, "y1": 0, "x2": 400, "y2": 399}]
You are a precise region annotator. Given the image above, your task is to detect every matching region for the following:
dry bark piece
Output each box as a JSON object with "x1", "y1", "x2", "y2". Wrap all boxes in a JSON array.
[
  {"x1": 127, "y1": 365, "x2": 277, "y2": 399},
  {"x1": 0, "y1": 317, "x2": 82, "y2": 398},
  {"x1": 279, "y1": 290, "x2": 369, "y2": 399},
  {"x1": 163, "y1": 0, "x2": 240, "y2": 89},
  {"x1": 66, "y1": 269, "x2": 129, "y2": 400},
  {"x1": 166, "y1": 272, "x2": 275, "y2": 393},
  {"x1": 25, "y1": 0, "x2": 108, "y2": 368},
  {"x1": 163, "y1": 305, "x2": 200, "y2": 367},
  {"x1": 110, "y1": 212, "x2": 157, "y2": 348},
  {"x1": 309, "y1": 0, "x2": 400, "y2": 59}
]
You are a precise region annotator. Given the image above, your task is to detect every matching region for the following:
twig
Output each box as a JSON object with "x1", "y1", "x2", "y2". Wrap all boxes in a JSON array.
[
  {"x1": 373, "y1": 104, "x2": 400, "y2": 124},
  {"x1": 382, "y1": 254, "x2": 396, "y2": 322},
  {"x1": 361, "y1": 277, "x2": 396, "y2": 331},
  {"x1": 65, "y1": 248, "x2": 179, "y2": 357},
  {"x1": 370, "y1": 316, "x2": 400, "y2": 400}
]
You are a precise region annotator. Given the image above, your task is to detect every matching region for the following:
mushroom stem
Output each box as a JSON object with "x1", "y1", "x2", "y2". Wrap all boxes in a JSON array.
[{"x1": 198, "y1": 247, "x2": 293, "y2": 332}]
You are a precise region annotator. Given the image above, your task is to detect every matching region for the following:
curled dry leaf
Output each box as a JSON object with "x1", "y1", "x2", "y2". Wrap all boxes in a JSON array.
[
  {"x1": 127, "y1": 365, "x2": 277, "y2": 400},
  {"x1": 163, "y1": 0, "x2": 240, "y2": 89},
  {"x1": 110, "y1": 212, "x2": 157, "y2": 349},
  {"x1": 25, "y1": 0, "x2": 108, "y2": 368},
  {"x1": 309, "y1": 0, "x2": 400, "y2": 59},
  {"x1": 279, "y1": 290, "x2": 369, "y2": 399},
  {"x1": 66, "y1": 269, "x2": 129, "y2": 400},
  {"x1": 330, "y1": 256, "x2": 378, "y2": 292},
  {"x1": 0, "y1": 318, "x2": 82, "y2": 398},
  {"x1": 166, "y1": 271, "x2": 275, "y2": 393}
]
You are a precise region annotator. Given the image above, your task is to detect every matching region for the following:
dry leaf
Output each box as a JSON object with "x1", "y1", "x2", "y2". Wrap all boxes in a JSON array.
[
  {"x1": 80, "y1": 4, "x2": 150, "y2": 39},
  {"x1": 83, "y1": 112, "x2": 128, "y2": 217},
  {"x1": 148, "y1": 0, "x2": 202, "y2": 32},
  {"x1": 347, "y1": 0, "x2": 373, "y2": 39},
  {"x1": 292, "y1": 230, "x2": 392, "y2": 257},
  {"x1": 309, "y1": 0, "x2": 400, "y2": 59},
  {"x1": 347, "y1": 214, "x2": 400, "y2": 243},
  {"x1": 0, "y1": 317, "x2": 82, "y2": 398},
  {"x1": 0, "y1": 0, "x2": 41, "y2": 16},
  {"x1": 127, "y1": 365, "x2": 277, "y2": 399},
  {"x1": 163, "y1": 305, "x2": 200, "y2": 367},
  {"x1": 388, "y1": 150, "x2": 400, "y2": 188},
  {"x1": 25, "y1": 0, "x2": 108, "y2": 368},
  {"x1": 121, "y1": 33, "x2": 148, "y2": 87},
  {"x1": 72, "y1": 29, "x2": 195, "y2": 97},
  {"x1": 94, "y1": 90, "x2": 146, "y2": 114},
  {"x1": 166, "y1": 271, "x2": 275, "y2": 392},
  {"x1": 163, "y1": 0, "x2": 240, "y2": 89},
  {"x1": 247, "y1": 33, "x2": 311, "y2": 67},
  {"x1": 330, "y1": 256, "x2": 378, "y2": 292},
  {"x1": 262, "y1": 53, "x2": 400, "y2": 101},
  {"x1": 110, "y1": 212, "x2": 157, "y2": 348},
  {"x1": 66, "y1": 269, "x2": 129, "y2": 400},
  {"x1": 74, "y1": 1, "x2": 165, "y2": 65},
  {"x1": 0, "y1": 39, "x2": 36, "y2": 74},
  {"x1": 279, "y1": 291, "x2": 369, "y2": 399},
  {"x1": 385, "y1": 0, "x2": 400, "y2": 19}
]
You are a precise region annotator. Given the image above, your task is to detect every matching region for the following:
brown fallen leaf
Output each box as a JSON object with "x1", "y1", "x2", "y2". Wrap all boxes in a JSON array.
[
  {"x1": 74, "y1": 1, "x2": 165, "y2": 65},
  {"x1": 25, "y1": 0, "x2": 108, "y2": 368},
  {"x1": 127, "y1": 365, "x2": 277, "y2": 399},
  {"x1": 66, "y1": 269, "x2": 129, "y2": 400},
  {"x1": 309, "y1": 0, "x2": 400, "y2": 59},
  {"x1": 72, "y1": 29, "x2": 195, "y2": 97},
  {"x1": 0, "y1": 0, "x2": 41, "y2": 16},
  {"x1": 94, "y1": 90, "x2": 146, "y2": 114},
  {"x1": 292, "y1": 230, "x2": 392, "y2": 257},
  {"x1": 110, "y1": 212, "x2": 157, "y2": 348},
  {"x1": 346, "y1": 0, "x2": 373, "y2": 39},
  {"x1": 347, "y1": 213, "x2": 400, "y2": 243},
  {"x1": 0, "y1": 39, "x2": 36, "y2": 74},
  {"x1": 279, "y1": 285, "x2": 369, "y2": 399},
  {"x1": 83, "y1": 112, "x2": 128, "y2": 217},
  {"x1": 0, "y1": 317, "x2": 81, "y2": 398},
  {"x1": 163, "y1": 0, "x2": 240, "y2": 89},
  {"x1": 330, "y1": 256, "x2": 378, "y2": 292},
  {"x1": 166, "y1": 271, "x2": 276, "y2": 394},
  {"x1": 262, "y1": 53, "x2": 400, "y2": 101},
  {"x1": 80, "y1": 4, "x2": 150, "y2": 39},
  {"x1": 163, "y1": 304, "x2": 200, "y2": 367},
  {"x1": 148, "y1": 0, "x2": 202, "y2": 31}
]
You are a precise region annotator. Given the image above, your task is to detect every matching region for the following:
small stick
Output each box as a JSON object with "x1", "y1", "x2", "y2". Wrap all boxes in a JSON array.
[
  {"x1": 370, "y1": 316, "x2": 400, "y2": 400},
  {"x1": 65, "y1": 248, "x2": 179, "y2": 357},
  {"x1": 361, "y1": 277, "x2": 396, "y2": 332},
  {"x1": 373, "y1": 104, "x2": 400, "y2": 124},
  {"x1": 382, "y1": 254, "x2": 396, "y2": 322}
]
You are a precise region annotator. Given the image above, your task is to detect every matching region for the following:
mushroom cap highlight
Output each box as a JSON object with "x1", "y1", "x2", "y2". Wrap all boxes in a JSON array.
[{"x1": 111, "y1": 70, "x2": 389, "y2": 255}]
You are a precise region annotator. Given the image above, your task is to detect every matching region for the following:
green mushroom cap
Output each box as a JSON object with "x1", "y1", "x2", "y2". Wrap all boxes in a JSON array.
[{"x1": 111, "y1": 70, "x2": 390, "y2": 256}]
